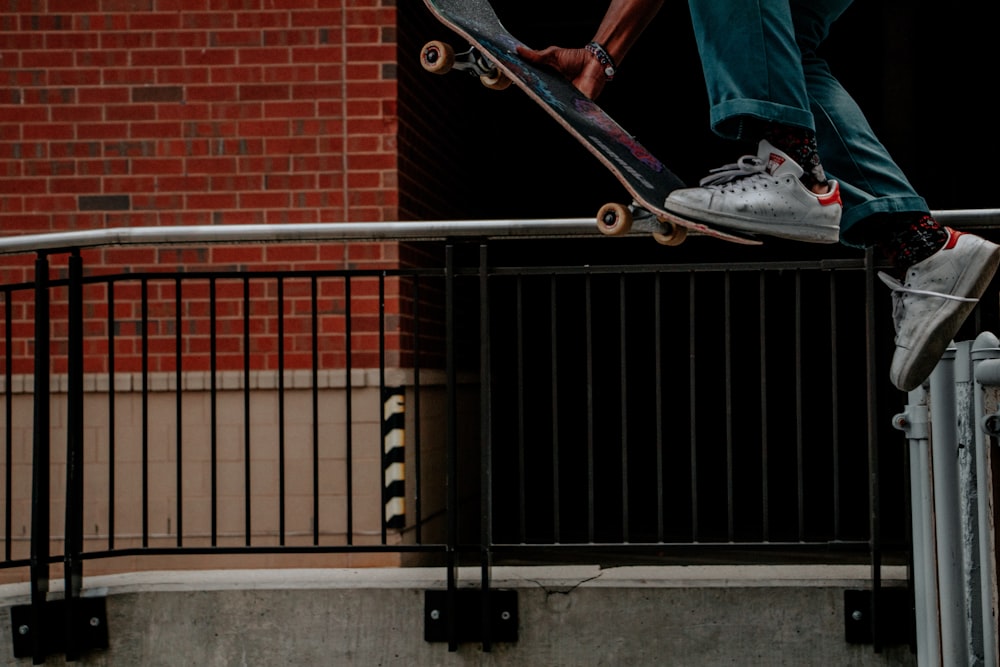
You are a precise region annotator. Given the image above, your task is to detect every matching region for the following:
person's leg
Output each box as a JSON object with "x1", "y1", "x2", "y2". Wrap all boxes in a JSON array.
[
  {"x1": 674, "y1": 0, "x2": 841, "y2": 243},
  {"x1": 686, "y1": 0, "x2": 813, "y2": 138},
  {"x1": 684, "y1": 0, "x2": 999, "y2": 391},
  {"x1": 791, "y1": 0, "x2": 999, "y2": 391},
  {"x1": 790, "y1": 0, "x2": 931, "y2": 248}
]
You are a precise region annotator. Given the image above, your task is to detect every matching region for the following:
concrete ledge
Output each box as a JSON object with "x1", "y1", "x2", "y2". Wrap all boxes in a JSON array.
[
  {"x1": 0, "y1": 564, "x2": 908, "y2": 601},
  {"x1": 0, "y1": 567, "x2": 915, "y2": 666}
]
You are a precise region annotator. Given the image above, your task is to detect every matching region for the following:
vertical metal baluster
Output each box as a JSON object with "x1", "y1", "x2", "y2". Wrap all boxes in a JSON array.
[
  {"x1": 141, "y1": 277, "x2": 149, "y2": 548},
  {"x1": 619, "y1": 274, "x2": 628, "y2": 542},
  {"x1": 4, "y1": 288, "x2": 12, "y2": 561},
  {"x1": 516, "y1": 277, "x2": 526, "y2": 543},
  {"x1": 830, "y1": 274, "x2": 841, "y2": 540},
  {"x1": 725, "y1": 271, "x2": 734, "y2": 542},
  {"x1": 278, "y1": 277, "x2": 286, "y2": 546},
  {"x1": 345, "y1": 275, "x2": 354, "y2": 545},
  {"x1": 654, "y1": 274, "x2": 664, "y2": 543},
  {"x1": 585, "y1": 275, "x2": 595, "y2": 543},
  {"x1": 107, "y1": 281, "x2": 116, "y2": 551},
  {"x1": 550, "y1": 276, "x2": 560, "y2": 543},
  {"x1": 689, "y1": 271, "x2": 699, "y2": 541},
  {"x1": 209, "y1": 277, "x2": 218, "y2": 547},
  {"x1": 479, "y1": 244, "x2": 494, "y2": 652},
  {"x1": 759, "y1": 271, "x2": 769, "y2": 541},
  {"x1": 311, "y1": 276, "x2": 319, "y2": 545},
  {"x1": 864, "y1": 247, "x2": 884, "y2": 650},
  {"x1": 29, "y1": 252, "x2": 51, "y2": 665},
  {"x1": 412, "y1": 275, "x2": 423, "y2": 544},
  {"x1": 795, "y1": 271, "x2": 805, "y2": 541},
  {"x1": 175, "y1": 277, "x2": 183, "y2": 547},
  {"x1": 243, "y1": 277, "x2": 251, "y2": 545},
  {"x1": 379, "y1": 273, "x2": 387, "y2": 545},
  {"x1": 64, "y1": 250, "x2": 84, "y2": 661},
  {"x1": 444, "y1": 245, "x2": 458, "y2": 652}
]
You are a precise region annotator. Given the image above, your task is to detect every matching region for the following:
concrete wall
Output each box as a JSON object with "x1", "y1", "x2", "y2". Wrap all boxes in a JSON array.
[{"x1": 0, "y1": 566, "x2": 915, "y2": 666}]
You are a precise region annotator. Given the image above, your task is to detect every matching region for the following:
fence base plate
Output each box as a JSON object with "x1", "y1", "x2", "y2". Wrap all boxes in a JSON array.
[
  {"x1": 844, "y1": 588, "x2": 911, "y2": 646},
  {"x1": 424, "y1": 589, "x2": 518, "y2": 644},
  {"x1": 10, "y1": 596, "x2": 109, "y2": 660}
]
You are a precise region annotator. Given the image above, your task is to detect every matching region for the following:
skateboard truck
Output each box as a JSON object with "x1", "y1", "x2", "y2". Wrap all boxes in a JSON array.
[
  {"x1": 597, "y1": 201, "x2": 688, "y2": 246},
  {"x1": 421, "y1": 41, "x2": 512, "y2": 90}
]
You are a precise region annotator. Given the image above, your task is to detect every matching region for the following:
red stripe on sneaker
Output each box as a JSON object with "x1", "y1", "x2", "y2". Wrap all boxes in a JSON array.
[
  {"x1": 944, "y1": 228, "x2": 962, "y2": 249},
  {"x1": 817, "y1": 181, "x2": 842, "y2": 207}
]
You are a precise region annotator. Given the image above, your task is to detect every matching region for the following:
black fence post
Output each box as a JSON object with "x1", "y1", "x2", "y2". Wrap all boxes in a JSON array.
[
  {"x1": 444, "y1": 244, "x2": 459, "y2": 652},
  {"x1": 64, "y1": 250, "x2": 85, "y2": 661},
  {"x1": 29, "y1": 251, "x2": 51, "y2": 665},
  {"x1": 864, "y1": 246, "x2": 884, "y2": 651},
  {"x1": 479, "y1": 243, "x2": 494, "y2": 653}
]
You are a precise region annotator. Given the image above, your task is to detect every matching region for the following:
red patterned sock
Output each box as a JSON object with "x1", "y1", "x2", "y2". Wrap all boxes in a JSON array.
[
  {"x1": 877, "y1": 215, "x2": 948, "y2": 271},
  {"x1": 763, "y1": 124, "x2": 827, "y2": 189}
]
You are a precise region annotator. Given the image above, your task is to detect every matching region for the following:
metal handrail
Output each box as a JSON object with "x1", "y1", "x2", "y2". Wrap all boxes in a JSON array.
[
  {"x1": 2, "y1": 210, "x2": 1000, "y2": 255},
  {"x1": 0, "y1": 219, "x2": 600, "y2": 255}
]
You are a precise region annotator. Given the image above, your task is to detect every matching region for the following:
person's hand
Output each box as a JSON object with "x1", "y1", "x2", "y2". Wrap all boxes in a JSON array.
[{"x1": 516, "y1": 45, "x2": 609, "y2": 100}]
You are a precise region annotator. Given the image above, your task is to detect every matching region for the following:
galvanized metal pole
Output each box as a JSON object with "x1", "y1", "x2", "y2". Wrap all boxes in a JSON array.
[
  {"x1": 953, "y1": 342, "x2": 986, "y2": 665},
  {"x1": 895, "y1": 386, "x2": 942, "y2": 667},
  {"x1": 928, "y1": 345, "x2": 970, "y2": 665},
  {"x1": 972, "y1": 332, "x2": 1000, "y2": 666}
]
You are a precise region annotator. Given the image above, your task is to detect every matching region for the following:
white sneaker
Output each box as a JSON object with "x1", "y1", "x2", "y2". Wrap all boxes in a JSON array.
[
  {"x1": 664, "y1": 140, "x2": 842, "y2": 243},
  {"x1": 879, "y1": 228, "x2": 1000, "y2": 391}
]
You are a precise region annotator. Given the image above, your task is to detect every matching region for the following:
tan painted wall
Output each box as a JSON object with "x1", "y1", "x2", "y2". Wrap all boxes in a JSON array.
[{"x1": 0, "y1": 370, "x2": 470, "y2": 582}]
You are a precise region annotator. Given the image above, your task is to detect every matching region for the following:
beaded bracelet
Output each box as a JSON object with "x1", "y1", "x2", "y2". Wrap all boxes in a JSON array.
[{"x1": 585, "y1": 41, "x2": 617, "y2": 81}]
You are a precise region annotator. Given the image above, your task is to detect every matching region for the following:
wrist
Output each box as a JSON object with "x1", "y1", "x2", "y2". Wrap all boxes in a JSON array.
[{"x1": 584, "y1": 41, "x2": 617, "y2": 81}]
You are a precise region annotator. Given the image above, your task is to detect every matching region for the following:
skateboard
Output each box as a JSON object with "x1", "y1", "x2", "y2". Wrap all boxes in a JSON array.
[{"x1": 419, "y1": 0, "x2": 761, "y2": 246}]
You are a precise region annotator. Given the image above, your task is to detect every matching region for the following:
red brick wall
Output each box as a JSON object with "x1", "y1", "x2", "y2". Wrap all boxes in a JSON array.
[
  {"x1": 0, "y1": 0, "x2": 412, "y2": 374},
  {"x1": 1, "y1": 0, "x2": 399, "y2": 232}
]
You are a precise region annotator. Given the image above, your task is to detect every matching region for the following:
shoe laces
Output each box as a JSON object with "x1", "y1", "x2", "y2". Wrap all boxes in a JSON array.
[
  {"x1": 699, "y1": 155, "x2": 768, "y2": 187},
  {"x1": 878, "y1": 271, "x2": 978, "y2": 331}
]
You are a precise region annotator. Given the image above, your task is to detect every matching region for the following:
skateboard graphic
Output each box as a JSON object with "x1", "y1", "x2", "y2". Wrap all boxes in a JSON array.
[{"x1": 420, "y1": 0, "x2": 761, "y2": 246}]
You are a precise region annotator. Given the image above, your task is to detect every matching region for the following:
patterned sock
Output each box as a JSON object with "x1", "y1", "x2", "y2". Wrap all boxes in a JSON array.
[
  {"x1": 763, "y1": 123, "x2": 827, "y2": 190},
  {"x1": 876, "y1": 215, "x2": 949, "y2": 271}
]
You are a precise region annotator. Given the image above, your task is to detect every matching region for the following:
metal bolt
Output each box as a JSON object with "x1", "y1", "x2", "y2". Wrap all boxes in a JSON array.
[
  {"x1": 430, "y1": 609, "x2": 440, "y2": 620},
  {"x1": 851, "y1": 610, "x2": 864, "y2": 622},
  {"x1": 90, "y1": 617, "x2": 100, "y2": 627},
  {"x1": 18, "y1": 625, "x2": 29, "y2": 636},
  {"x1": 983, "y1": 414, "x2": 1000, "y2": 435}
]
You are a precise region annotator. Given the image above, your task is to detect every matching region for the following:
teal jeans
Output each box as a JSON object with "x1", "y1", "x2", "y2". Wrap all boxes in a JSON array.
[{"x1": 687, "y1": 0, "x2": 928, "y2": 246}]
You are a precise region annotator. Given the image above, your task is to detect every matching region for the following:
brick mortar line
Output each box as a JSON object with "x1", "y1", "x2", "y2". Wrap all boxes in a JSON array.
[{"x1": 0, "y1": 368, "x2": 464, "y2": 394}]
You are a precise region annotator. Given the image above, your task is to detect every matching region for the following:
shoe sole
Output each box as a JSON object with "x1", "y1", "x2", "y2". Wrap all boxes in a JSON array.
[
  {"x1": 664, "y1": 202, "x2": 840, "y2": 244},
  {"x1": 893, "y1": 242, "x2": 1000, "y2": 391}
]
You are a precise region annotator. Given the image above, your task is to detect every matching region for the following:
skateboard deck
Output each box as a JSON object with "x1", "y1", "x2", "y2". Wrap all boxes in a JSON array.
[{"x1": 420, "y1": 0, "x2": 761, "y2": 246}]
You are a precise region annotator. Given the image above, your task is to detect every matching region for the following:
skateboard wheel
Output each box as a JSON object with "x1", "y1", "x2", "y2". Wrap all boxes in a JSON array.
[
  {"x1": 652, "y1": 222, "x2": 687, "y2": 246},
  {"x1": 480, "y1": 70, "x2": 512, "y2": 90},
  {"x1": 596, "y1": 202, "x2": 632, "y2": 236},
  {"x1": 421, "y1": 40, "x2": 455, "y2": 75}
]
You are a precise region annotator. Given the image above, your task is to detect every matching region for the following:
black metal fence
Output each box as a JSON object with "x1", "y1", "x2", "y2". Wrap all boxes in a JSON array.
[{"x1": 4, "y1": 219, "x2": 998, "y2": 658}]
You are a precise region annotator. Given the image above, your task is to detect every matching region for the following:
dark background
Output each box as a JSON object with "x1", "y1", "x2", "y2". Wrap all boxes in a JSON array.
[
  {"x1": 410, "y1": 0, "x2": 995, "y2": 222},
  {"x1": 398, "y1": 1, "x2": 998, "y2": 556}
]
